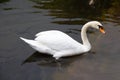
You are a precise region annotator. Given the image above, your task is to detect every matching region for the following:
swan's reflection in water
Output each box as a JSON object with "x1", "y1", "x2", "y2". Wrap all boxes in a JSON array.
[
  {"x1": 22, "y1": 51, "x2": 99, "y2": 80},
  {"x1": 23, "y1": 51, "x2": 86, "y2": 68}
]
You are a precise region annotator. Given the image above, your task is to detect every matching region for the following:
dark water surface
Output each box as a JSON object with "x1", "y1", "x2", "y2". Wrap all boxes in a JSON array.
[{"x1": 0, "y1": 0, "x2": 120, "y2": 80}]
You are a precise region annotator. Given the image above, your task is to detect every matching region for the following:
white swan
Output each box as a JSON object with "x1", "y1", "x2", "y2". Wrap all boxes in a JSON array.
[{"x1": 20, "y1": 21, "x2": 105, "y2": 60}]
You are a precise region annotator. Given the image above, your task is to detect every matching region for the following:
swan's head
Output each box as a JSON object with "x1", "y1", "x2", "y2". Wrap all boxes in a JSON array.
[{"x1": 87, "y1": 21, "x2": 105, "y2": 34}]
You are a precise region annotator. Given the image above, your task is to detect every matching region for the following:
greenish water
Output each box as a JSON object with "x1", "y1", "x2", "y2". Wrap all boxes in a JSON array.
[
  {"x1": 31, "y1": 0, "x2": 119, "y2": 24},
  {"x1": 0, "y1": 0, "x2": 120, "y2": 80}
]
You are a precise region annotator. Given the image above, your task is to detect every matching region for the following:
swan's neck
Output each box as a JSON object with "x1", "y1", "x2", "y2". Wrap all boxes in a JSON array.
[{"x1": 81, "y1": 24, "x2": 91, "y2": 51}]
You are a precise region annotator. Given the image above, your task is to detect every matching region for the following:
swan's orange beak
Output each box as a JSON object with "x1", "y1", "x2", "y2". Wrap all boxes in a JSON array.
[{"x1": 99, "y1": 27, "x2": 105, "y2": 34}]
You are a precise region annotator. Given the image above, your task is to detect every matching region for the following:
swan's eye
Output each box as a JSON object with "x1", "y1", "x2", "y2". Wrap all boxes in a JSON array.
[
  {"x1": 98, "y1": 25, "x2": 103, "y2": 29},
  {"x1": 98, "y1": 25, "x2": 105, "y2": 34}
]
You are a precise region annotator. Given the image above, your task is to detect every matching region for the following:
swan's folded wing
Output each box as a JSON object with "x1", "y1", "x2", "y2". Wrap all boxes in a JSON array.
[{"x1": 34, "y1": 30, "x2": 83, "y2": 51}]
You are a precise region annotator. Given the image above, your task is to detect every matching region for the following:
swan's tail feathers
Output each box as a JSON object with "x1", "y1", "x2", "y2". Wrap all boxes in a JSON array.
[
  {"x1": 20, "y1": 37, "x2": 29, "y2": 43},
  {"x1": 20, "y1": 37, "x2": 54, "y2": 55},
  {"x1": 20, "y1": 37, "x2": 37, "y2": 46},
  {"x1": 20, "y1": 37, "x2": 38, "y2": 48},
  {"x1": 20, "y1": 37, "x2": 43, "y2": 51}
]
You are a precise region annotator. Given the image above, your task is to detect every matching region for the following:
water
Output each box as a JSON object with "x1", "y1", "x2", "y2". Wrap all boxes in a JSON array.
[{"x1": 0, "y1": 0, "x2": 120, "y2": 80}]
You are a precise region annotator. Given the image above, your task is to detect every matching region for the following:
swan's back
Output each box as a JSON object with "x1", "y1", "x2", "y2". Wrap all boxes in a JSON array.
[{"x1": 35, "y1": 30, "x2": 83, "y2": 51}]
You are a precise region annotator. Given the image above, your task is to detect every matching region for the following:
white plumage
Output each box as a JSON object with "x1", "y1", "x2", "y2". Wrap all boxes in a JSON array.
[{"x1": 20, "y1": 21, "x2": 105, "y2": 59}]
